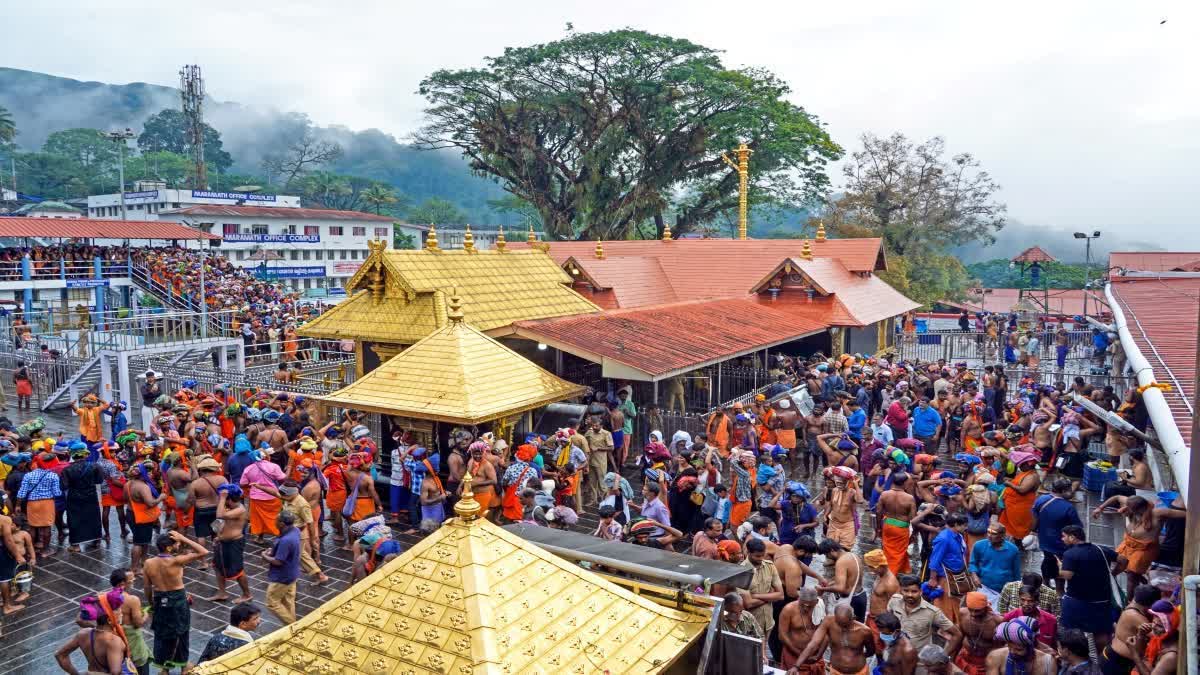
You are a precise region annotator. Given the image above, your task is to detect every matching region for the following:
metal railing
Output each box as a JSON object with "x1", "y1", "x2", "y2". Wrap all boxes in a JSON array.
[
  {"x1": 0, "y1": 259, "x2": 133, "y2": 282},
  {"x1": 894, "y1": 329, "x2": 1096, "y2": 366}
]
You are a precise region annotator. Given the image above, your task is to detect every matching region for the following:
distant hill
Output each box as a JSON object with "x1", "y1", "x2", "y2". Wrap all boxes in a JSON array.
[
  {"x1": 0, "y1": 67, "x2": 508, "y2": 221},
  {"x1": 950, "y1": 219, "x2": 1161, "y2": 264}
]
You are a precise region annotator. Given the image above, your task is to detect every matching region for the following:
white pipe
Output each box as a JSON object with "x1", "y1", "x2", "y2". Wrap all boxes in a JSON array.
[
  {"x1": 1104, "y1": 282, "x2": 1191, "y2": 504},
  {"x1": 1185, "y1": 575, "x2": 1200, "y2": 675}
]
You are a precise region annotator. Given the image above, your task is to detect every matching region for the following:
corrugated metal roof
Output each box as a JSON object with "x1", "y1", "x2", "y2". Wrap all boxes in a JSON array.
[
  {"x1": 320, "y1": 311, "x2": 585, "y2": 424},
  {"x1": 514, "y1": 237, "x2": 887, "y2": 273},
  {"x1": 514, "y1": 296, "x2": 830, "y2": 379},
  {"x1": 0, "y1": 217, "x2": 218, "y2": 240},
  {"x1": 1109, "y1": 278, "x2": 1199, "y2": 447},
  {"x1": 1109, "y1": 251, "x2": 1200, "y2": 274},
  {"x1": 160, "y1": 205, "x2": 396, "y2": 221}
]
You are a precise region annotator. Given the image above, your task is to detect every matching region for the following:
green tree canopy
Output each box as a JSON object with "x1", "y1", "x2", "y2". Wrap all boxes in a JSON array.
[
  {"x1": 965, "y1": 258, "x2": 1099, "y2": 289},
  {"x1": 123, "y1": 151, "x2": 193, "y2": 187},
  {"x1": 406, "y1": 197, "x2": 465, "y2": 225},
  {"x1": 137, "y1": 109, "x2": 234, "y2": 173},
  {"x1": 416, "y1": 29, "x2": 841, "y2": 240},
  {"x1": 0, "y1": 105, "x2": 14, "y2": 144}
]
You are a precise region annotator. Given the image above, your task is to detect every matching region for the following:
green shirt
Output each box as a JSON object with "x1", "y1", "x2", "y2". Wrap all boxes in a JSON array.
[{"x1": 618, "y1": 399, "x2": 636, "y2": 434}]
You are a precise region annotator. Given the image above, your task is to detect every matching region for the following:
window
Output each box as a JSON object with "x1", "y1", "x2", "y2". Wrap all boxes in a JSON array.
[
  {"x1": 374, "y1": 227, "x2": 389, "y2": 238},
  {"x1": 329, "y1": 226, "x2": 343, "y2": 236},
  {"x1": 352, "y1": 226, "x2": 366, "y2": 236},
  {"x1": 172, "y1": 203, "x2": 180, "y2": 208},
  {"x1": 223, "y1": 223, "x2": 239, "y2": 235},
  {"x1": 305, "y1": 225, "x2": 320, "y2": 236},
  {"x1": 302, "y1": 251, "x2": 311, "y2": 261},
  {"x1": 251, "y1": 224, "x2": 269, "y2": 235},
  {"x1": 291, "y1": 251, "x2": 300, "y2": 261},
  {"x1": 285, "y1": 224, "x2": 296, "y2": 235},
  {"x1": 340, "y1": 251, "x2": 348, "y2": 260},
  {"x1": 314, "y1": 250, "x2": 323, "y2": 260}
]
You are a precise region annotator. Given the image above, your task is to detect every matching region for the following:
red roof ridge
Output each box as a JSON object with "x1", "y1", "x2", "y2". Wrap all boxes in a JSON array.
[
  {"x1": 161, "y1": 205, "x2": 396, "y2": 221},
  {"x1": 0, "y1": 217, "x2": 218, "y2": 240}
]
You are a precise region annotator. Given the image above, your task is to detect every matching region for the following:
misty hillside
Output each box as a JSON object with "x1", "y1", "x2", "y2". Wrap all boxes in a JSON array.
[
  {"x1": 950, "y1": 220, "x2": 1162, "y2": 264},
  {"x1": 0, "y1": 67, "x2": 507, "y2": 220}
]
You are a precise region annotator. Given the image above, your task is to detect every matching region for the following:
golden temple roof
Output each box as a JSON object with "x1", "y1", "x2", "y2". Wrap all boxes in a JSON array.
[
  {"x1": 191, "y1": 475, "x2": 709, "y2": 675},
  {"x1": 316, "y1": 293, "x2": 586, "y2": 424},
  {"x1": 297, "y1": 241, "x2": 600, "y2": 343}
]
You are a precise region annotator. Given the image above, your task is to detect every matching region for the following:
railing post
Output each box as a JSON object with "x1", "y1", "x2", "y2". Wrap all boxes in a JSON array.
[
  {"x1": 20, "y1": 255, "x2": 32, "y2": 317},
  {"x1": 93, "y1": 256, "x2": 105, "y2": 331},
  {"x1": 59, "y1": 259, "x2": 66, "y2": 281}
]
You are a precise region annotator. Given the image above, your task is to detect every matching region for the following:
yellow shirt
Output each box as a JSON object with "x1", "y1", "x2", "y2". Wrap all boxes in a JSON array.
[{"x1": 76, "y1": 405, "x2": 104, "y2": 441}]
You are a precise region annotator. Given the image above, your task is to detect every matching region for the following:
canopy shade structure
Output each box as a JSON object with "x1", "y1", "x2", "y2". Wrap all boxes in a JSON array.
[
  {"x1": 317, "y1": 292, "x2": 585, "y2": 424},
  {"x1": 0, "y1": 217, "x2": 220, "y2": 240},
  {"x1": 192, "y1": 476, "x2": 710, "y2": 675}
]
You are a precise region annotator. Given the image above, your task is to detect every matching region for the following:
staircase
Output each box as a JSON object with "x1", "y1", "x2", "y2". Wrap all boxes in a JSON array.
[
  {"x1": 164, "y1": 346, "x2": 216, "y2": 369},
  {"x1": 40, "y1": 353, "x2": 104, "y2": 411},
  {"x1": 128, "y1": 264, "x2": 228, "y2": 337}
]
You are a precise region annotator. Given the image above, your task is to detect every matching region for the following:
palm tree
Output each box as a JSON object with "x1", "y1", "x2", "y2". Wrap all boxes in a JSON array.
[
  {"x1": 0, "y1": 106, "x2": 15, "y2": 144},
  {"x1": 362, "y1": 184, "x2": 399, "y2": 215}
]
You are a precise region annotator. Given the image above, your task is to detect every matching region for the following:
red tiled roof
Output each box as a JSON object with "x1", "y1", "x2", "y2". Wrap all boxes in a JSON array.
[
  {"x1": 1108, "y1": 251, "x2": 1200, "y2": 275},
  {"x1": 1011, "y1": 246, "x2": 1057, "y2": 263},
  {"x1": 513, "y1": 296, "x2": 830, "y2": 379},
  {"x1": 1108, "y1": 278, "x2": 1199, "y2": 448},
  {"x1": 160, "y1": 205, "x2": 396, "y2": 222},
  {"x1": 563, "y1": 256, "x2": 680, "y2": 308},
  {"x1": 0, "y1": 217, "x2": 218, "y2": 240},
  {"x1": 515, "y1": 237, "x2": 886, "y2": 273},
  {"x1": 947, "y1": 288, "x2": 1105, "y2": 317},
  {"x1": 769, "y1": 257, "x2": 919, "y2": 325},
  {"x1": 1169, "y1": 259, "x2": 1200, "y2": 272}
]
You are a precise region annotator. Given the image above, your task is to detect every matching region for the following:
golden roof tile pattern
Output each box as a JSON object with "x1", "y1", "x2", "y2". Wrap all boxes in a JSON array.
[
  {"x1": 318, "y1": 313, "x2": 585, "y2": 424},
  {"x1": 191, "y1": 513, "x2": 708, "y2": 675},
  {"x1": 295, "y1": 290, "x2": 446, "y2": 343},
  {"x1": 301, "y1": 247, "x2": 600, "y2": 342}
]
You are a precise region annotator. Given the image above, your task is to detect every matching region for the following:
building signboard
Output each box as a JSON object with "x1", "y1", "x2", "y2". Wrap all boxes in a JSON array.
[
  {"x1": 223, "y1": 234, "x2": 320, "y2": 244},
  {"x1": 66, "y1": 279, "x2": 110, "y2": 288},
  {"x1": 122, "y1": 190, "x2": 160, "y2": 201},
  {"x1": 332, "y1": 262, "x2": 362, "y2": 274},
  {"x1": 254, "y1": 265, "x2": 327, "y2": 280},
  {"x1": 191, "y1": 190, "x2": 277, "y2": 203}
]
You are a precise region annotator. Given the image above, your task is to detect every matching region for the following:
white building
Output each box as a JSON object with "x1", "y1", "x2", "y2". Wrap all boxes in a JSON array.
[
  {"x1": 86, "y1": 182, "x2": 300, "y2": 220},
  {"x1": 12, "y1": 201, "x2": 83, "y2": 218},
  {"x1": 157, "y1": 204, "x2": 410, "y2": 298}
]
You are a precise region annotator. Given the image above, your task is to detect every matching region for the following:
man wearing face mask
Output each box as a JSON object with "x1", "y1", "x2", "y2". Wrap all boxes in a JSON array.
[{"x1": 874, "y1": 611, "x2": 916, "y2": 674}]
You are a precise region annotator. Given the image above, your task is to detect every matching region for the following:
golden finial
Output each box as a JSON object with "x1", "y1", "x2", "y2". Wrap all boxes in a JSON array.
[
  {"x1": 447, "y1": 287, "x2": 464, "y2": 323},
  {"x1": 463, "y1": 224, "x2": 475, "y2": 252},
  {"x1": 527, "y1": 225, "x2": 536, "y2": 245},
  {"x1": 801, "y1": 240, "x2": 813, "y2": 260},
  {"x1": 367, "y1": 238, "x2": 386, "y2": 255},
  {"x1": 815, "y1": 220, "x2": 826, "y2": 243},
  {"x1": 454, "y1": 472, "x2": 481, "y2": 521},
  {"x1": 425, "y1": 224, "x2": 440, "y2": 251},
  {"x1": 594, "y1": 238, "x2": 605, "y2": 260},
  {"x1": 495, "y1": 225, "x2": 507, "y2": 252},
  {"x1": 662, "y1": 224, "x2": 672, "y2": 241}
]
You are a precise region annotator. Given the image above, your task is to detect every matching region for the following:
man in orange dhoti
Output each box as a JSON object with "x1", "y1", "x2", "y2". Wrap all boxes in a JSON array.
[
  {"x1": 706, "y1": 407, "x2": 732, "y2": 456},
  {"x1": 996, "y1": 450, "x2": 1040, "y2": 545},
  {"x1": 876, "y1": 473, "x2": 916, "y2": 574},
  {"x1": 728, "y1": 453, "x2": 756, "y2": 529}
]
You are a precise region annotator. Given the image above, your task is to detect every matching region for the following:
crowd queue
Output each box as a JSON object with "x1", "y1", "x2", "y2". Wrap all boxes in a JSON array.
[{"x1": 0, "y1": 344, "x2": 1183, "y2": 675}]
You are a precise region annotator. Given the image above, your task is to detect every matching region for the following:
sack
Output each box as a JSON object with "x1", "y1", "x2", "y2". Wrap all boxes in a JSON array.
[
  {"x1": 342, "y1": 474, "x2": 363, "y2": 519},
  {"x1": 943, "y1": 566, "x2": 974, "y2": 596},
  {"x1": 107, "y1": 476, "x2": 126, "y2": 502}
]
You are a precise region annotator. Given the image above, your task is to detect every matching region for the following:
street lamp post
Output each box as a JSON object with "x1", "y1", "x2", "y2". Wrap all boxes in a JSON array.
[
  {"x1": 1073, "y1": 230, "x2": 1101, "y2": 317},
  {"x1": 105, "y1": 129, "x2": 136, "y2": 220}
]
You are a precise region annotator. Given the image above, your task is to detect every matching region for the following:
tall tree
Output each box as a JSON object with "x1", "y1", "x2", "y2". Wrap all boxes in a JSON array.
[
  {"x1": 137, "y1": 109, "x2": 234, "y2": 173},
  {"x1": 406, "y1": 197, "x2": 465, "y2": 225},
  {"x1": 362, "y1": 183, "x2": 406, "y2": 215},
  {"x1": 416, "y1": 29, "x2": 840, "y2": 240},
  {"x1": 123, "y1": 151, "x2": 193, "y2": 187},
  {"x1": 41, "y1": 128, "x2": 120, "y2": 192},
  {"x1": 827, "y1": 132, "x2": 1006, "y2": 304},
  {"x1": 0, "y1": 105, "x2": 14, "y2": 144},
  {"x1": 261, "y1": 114, "x2": 342, "y2": 188}
]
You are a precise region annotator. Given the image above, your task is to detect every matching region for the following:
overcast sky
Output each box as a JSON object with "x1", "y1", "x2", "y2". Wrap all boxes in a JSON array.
[{"x1": 7, "y1": 0, "x2": 1198, "y2": 244}]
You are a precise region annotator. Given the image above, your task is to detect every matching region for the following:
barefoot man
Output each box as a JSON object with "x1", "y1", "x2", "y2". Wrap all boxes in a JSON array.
[
  {"x1": 876, "y1": 472, "x2": 916, "y2": 574},
  {"x1": 778, "y1": 587, "x2": 826, "y2": 672},
  {"x1": 0, "y1": 509, "x2": 30, "y2": 613},
  {"x1": 144, "y1": 531, "x2": 208, "y2": 674},
  {"x1": 954, "y1": 592, "x2": 1002, "y2": 675},
  {"x1": 817, "y1": 539, "x2": 867, "y2": 622},
  {"x1": 464, "y1": 443, "x2": 498, "y2": 520},
  {"x1": 208, "y1": 485, "x2": 251, "y2": 603},
  {"x1": 863, "y1": 548, "x2": 898, "y2": 649},
  {"x1": 796, "y1": 602, "x2": 876, "y2": 675}
]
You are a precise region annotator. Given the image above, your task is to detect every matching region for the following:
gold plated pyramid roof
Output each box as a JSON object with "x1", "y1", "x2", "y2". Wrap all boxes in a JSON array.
[
  {"x1": 316, "y1": 295, "x2": 585, "y2": 424},
  {"x1": 191, "y1": 477, "x2": 709, "y2": 675},
  {"x1": 297, "y1": 243, "x2": 599, "y2": 343}
]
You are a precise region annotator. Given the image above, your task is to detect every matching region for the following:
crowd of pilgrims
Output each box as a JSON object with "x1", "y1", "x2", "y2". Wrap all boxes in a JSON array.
[{"x1": 0, "y1": 348, "x2": 1186, "y2": 674}]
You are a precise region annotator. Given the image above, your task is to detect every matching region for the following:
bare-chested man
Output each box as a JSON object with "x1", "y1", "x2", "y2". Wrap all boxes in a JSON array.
[
  {"x1": 770, "y1": 544, "x2": 825, "y2": 660},
  {"x1": 464, "y1": 443, "x2": 498, "y2": 521},
  {"x1": 875, "y1": 472, "x2": 916, "y2": 574},
  {"x1": 796, "y1": 602, "x2": 876, "y2": 675},
  {"x1": 187, "y1": 457, "x2": 225, "y2": 542},
  {"x1": 778, "y1": 588, "x2": 826, "y2": 672},
  {"x1": 1098, "y1": 584, "x2": 1159, "y2": 675},
  {"x1": 819, "y1": 470, "x2": 862, "y2": 549},
  {"x1": 207, "y1": 487, "x2": 251, "y2": 603},
  {"x1": 863, "y1": 548, "x2": 897, "y2": 648},
  {"x1": 817, "y1": 539, "x2": 867, "y2": 622},
  {"x1": 54, "y1": 612, "x2": 126, "y2": 675},
  {"x1": 143, "y1": 531, "x2": 207, "y2": 674},
  {"x1": 164, "y1": 453, "x2": 195, "y2": 534},
  {"x1": 0, "y1": 509, "x2": 31, "y2": 613},
  {"x1": 875, "y1": 611, "x2": 917, "y2": 674},
  {"x1": 955, "y1": 592, "x2": 1002, "y2": 674}
]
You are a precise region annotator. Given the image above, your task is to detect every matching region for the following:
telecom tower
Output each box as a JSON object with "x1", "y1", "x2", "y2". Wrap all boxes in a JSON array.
[{"x1": 179, "y1": 64, "x2": 207, "y2": 189}]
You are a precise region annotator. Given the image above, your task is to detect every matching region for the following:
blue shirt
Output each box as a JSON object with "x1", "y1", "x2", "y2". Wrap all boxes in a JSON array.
[
  {"x1": 268, "y1": 527, "x2": 302, "y2": 584},
  {"x1": 846, "y1": 409, "x2": 867, "y2": 441},
  {"x1": 970, "y1": 539, "x2": 1022, "y2": 592},
  {"x1": 821, "y1": 374, "x2": 845, "y2": 399},
  {"x1": 226, "y1": 453, "x2": 256, "y2": 485},
  {"x1": 714, "y1": 497, "x2": 732, "y2": 524},
  {"x1": 928, "y1": 528, "x2": 966, "y2": 574},
  {"x1": 910, "y1": 406, "x2": 942, "y2": 437},
  {"x1": 17, "y1": 468, "x2": 62, "y2": 501},
  {"x1": 105, "y1": 409, "x2": 129, "y2": 438},
  {"x1": 1033, "y1": 494, "x2": 1081, "y2": 555}
]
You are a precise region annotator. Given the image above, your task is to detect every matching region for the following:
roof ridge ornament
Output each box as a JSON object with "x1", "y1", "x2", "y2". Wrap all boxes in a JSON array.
[
  {"x1": 495, "y1": 225, "x2": 506, "y2": 252},
  {"x1": 447, "y1": 287, "x2": 464, "y2": 323},
  {"x1": 425, "y1": 224, "x2": 440, "y2": 251},
  {"x1": 815, "y1": 220, "x2": 827, "y2": 243},
  {"x1": 594, "y1": 238, "x2": 605, "y2": 260},
  {"x1": 662, "y1": 224, "x2": 672, "y2": 241},
  {"x1": 454, "y1": 472, "x2": 481, "y2": 521},
  {"x1": 801, "y1": 240, "x2": 813, "y2": 260},
  {"x1": 527, "y1": 225, "x2": 537, "y2": 245},
  {"x1": 463, "y1": 224, "x2": 475, "y2": 252}
]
